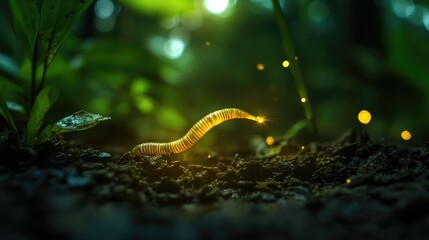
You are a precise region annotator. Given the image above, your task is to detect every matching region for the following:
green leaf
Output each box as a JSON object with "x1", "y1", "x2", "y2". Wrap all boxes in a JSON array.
[
  {"x1": 8, "y1": 0, "x2": 41, "y2": 58},
  {"x1": 0, "y1": 77, "x2": 25, "y2": 103},
  {"x1": 272, "y1": 0, "x2": 317, "y2": 133},
  {"x1": 0, "y1": 92, "x2": 18, "y2": 136},
  {"x1": 38, "y1": 0, "x2": 94, "y2": 67},
  {"x1": 26, "y1": 85, "x2": 59, "y2": 146},
  {"x1": 9, "y1": 0, "x2": 94, "y2": 67},
  {"x1": 37, "y1": 110, "x2": 111, "y2": 144}
]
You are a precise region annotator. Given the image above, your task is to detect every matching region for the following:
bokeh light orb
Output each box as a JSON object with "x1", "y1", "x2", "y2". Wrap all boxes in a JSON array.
[
  {"x1": 265, "y1": 136, "x2": 275, "y2": 145},
  {"x1": 282, "y1": 60, "x2": 290, "y2": 68},
  {"x1": 358, "y1": 110, "x2": 371, "y2": 124},
  {"x1": 401, "y1": 130, "x2": 412, "y2": 140},
  {"x1": 204, "y1": 0, "x2": 229, "y2": 14}
]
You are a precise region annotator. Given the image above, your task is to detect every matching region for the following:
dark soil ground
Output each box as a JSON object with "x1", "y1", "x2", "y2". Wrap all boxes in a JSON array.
[{"x1": 1, "y1": 130, "x2": 429, "y2": 240}]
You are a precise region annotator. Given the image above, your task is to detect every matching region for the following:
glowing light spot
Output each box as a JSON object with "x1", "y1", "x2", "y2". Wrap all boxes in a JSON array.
[
  {"x1": 346, "y1": 178, "x2": 351, "y2": 184},
  {"x1": 266, "y1": 136, "x2": 275, "y2": 145},
  {"x1": 424, "y1": 12, "x2": 429, "y2": 31},
  {"x1": 392, "y1": 0, "x2": 416, "y2": 18},
  {"x1": 256, "y1": 116, "x2": 265, "y2": 123},
  {"x1": 163, "y1": 38, "x2": 185, "y2": 59},
  {"x1": 358, "y1": 110, "x2": 371, "y2": 124},
  {"x1": 95, "y1": 0, "x2": 115, "y2": 19},
  {"x1": 205, "y1": 41, "x2": 211, "y2": 46},
  {"x1": 401, "y1": 130, "x2": 412, "y2": 141},
  {"x1": 204, "y1": 0, "x2": 229, "y2": 14},
  {"x1": 282, "y1": 60, "x2": 290, "y2": 68},
  {"x1": 294, "y1": 56, "x2": 299, "y2": 60},
  {"x1": 135, "y1": 96, "x2": 155, "y2": 113},
  {"x1": 301, "y1": 146, "x2": 305, "y2": 150},
  {"x1": 256, "y1": 63, "x2": 265, "y2": 70},
  {"x1": 301, "y1": 97, "x2": 306, "y2": 103},
  {"x1": 407, "y1": 5, "x2": 427, "y2": 26},
  {"x1": 208, "y1": 154, "x2": 212, "y2": 159}
]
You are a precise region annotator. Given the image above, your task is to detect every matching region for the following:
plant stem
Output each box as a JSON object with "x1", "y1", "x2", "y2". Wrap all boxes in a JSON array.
[
  {"x1": 37, "y1": 62, "x2": 48, "y2": 94},
  {"x1": 271, "y1": 0, "x2": 317, "y2": 133}
]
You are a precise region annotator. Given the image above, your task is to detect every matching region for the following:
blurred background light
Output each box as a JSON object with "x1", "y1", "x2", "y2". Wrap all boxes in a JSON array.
[
  {"x1": 392, "y1": 0, "x2": 416, "y2": 18},
  {"x1": 265, "y1": 136, "x2": 275, "y2": 145},
  {"x1": 251, "y1": 0, "x2": 272, "y2": 10},
  {"x1": 164, "y1": 38, "x2": 185, "y2": 59},
  {"x1": 148, "y1": 36, "x2": 166, "y2": 56},
  {"x1": 204, "y1": 0, "x2": 229, "y2": 14},
  {"x1": 95, "y1": 0, "x2": 115, "y2": 19},
  {"x1": 159, "y1": 15, "x2": 180, "y2": 29},
  {"x1": 282, "y1": 60, "x2": 290, "y2": 68},
  {"x1": 407, "y1": 5, "x2": 428, "y2": 26},
  {"x1": 181, "y1": 12, "x2": 203, "y2": 30},
  {"x1": 424, "y1": 12, "x2": 429, "y2": 31},
  {"x1": 94, "y1": 0, "x2": 118, "y2": 32},
  {"x1": 401, "y1": 130, "x2": 412, "y2": 140},
  {"x1": 358, "y1": 110, "x2": 372, "y2": 124}
]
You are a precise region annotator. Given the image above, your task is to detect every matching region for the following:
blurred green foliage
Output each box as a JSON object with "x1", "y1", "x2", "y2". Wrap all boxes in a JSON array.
[
  {"x1": 0, "y1": 0, "x2": 109, "y2": 147},
  {"x1": 1, "y1": 0, "x2": 429, "y2": 151}
]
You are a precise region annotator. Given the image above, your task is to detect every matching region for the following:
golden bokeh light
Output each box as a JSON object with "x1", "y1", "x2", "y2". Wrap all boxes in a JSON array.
[
  {"x1": 301, "y1": 146, "x2": 305, "y2": 150},
  {"x1": 265, "y1": 136, "x2": 275, "y2": 145},
  {"x1": 358, "y1": 110, "x2": 371, "y2": 124},
  {"x1": 301, "y1": 97, "x2": 306, "y2": 103},
  {"x1": 401, "y1": 130, "x2": 411, "y2": 141},
  {"x1": 346, "y1": 178, "x2": 351, "y2": 184},
  {"x1": 207, "y1": 154, "x2": 212, "y2": 158},
  {"x1": 205, "y1": 41, "x2": 211, "y2": 46},
  {"x1": 282, "y1": 60, "x2": 290, "y2": 68},
  {"x1": 256, "y1": 63, "x2": 265, "y2": 70}
]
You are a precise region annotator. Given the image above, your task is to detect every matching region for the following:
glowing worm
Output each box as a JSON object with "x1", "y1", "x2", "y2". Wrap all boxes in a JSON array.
[{"x1": 130, "y1": 108, "x2": 264, "y2": 156}]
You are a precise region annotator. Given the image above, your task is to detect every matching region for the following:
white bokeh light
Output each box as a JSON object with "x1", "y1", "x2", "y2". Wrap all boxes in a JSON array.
[
  {"x1": 95, "y1": 0, "x2": 115, "y2": 19},
  {"x1": 204, "y1": 0, "x2": 229, "y2": 14},
  {"x1": 164, "y1": 38, "x2": 185, "y2": 59}
]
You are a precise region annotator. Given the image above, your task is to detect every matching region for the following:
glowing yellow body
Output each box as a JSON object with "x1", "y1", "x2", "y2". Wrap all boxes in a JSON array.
[{"x1": 130, "y1": 108, "x2": 263, "y2": 156}]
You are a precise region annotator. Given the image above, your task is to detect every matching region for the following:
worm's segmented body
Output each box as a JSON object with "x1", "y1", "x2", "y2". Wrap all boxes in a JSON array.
[{"x1": 130, "y1": 108, "x2": 263, "y2": 156}]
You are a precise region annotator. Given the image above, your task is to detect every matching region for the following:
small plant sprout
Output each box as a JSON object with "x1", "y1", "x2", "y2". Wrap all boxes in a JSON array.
[
  {"x1": 130, "y1": 108, "x2": 265, "y2": 156},
  {"x1": 0, "y1": 0, "x2": 109, "y2": 147},
  {"x1": 272, "y1": 0, "x2": 317, "y2": 132}
]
